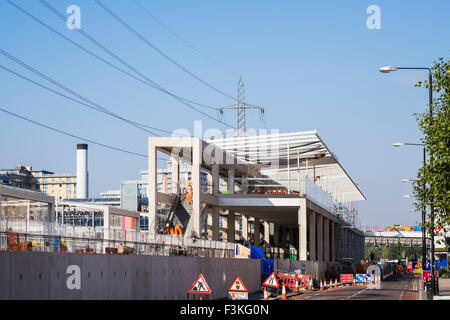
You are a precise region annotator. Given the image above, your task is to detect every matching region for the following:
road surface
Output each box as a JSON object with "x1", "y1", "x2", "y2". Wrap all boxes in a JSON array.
[{"x1": 289, "y1": 274, "x2": 418, "y2": 300}]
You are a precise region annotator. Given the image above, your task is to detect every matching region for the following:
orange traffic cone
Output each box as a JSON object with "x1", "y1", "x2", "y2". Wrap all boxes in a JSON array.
[
  {"x1": 263, "y1": 287, "x2": 269, "y2": 300},
  {"x1": 281, "y1": 285, "x2": 287, "y2": 300},
  {"x1": 353, "y1": 277, "x2": 356, "y2": 286},
  {"x1": 294, "y1": 279, "x2": 299, "y2": 293},
  {"x1": 364, "y1": 277, "x2": 367, "y2": 285},
  {"x1": 335, "y1": 278, "x2": 338, "y2": 288},
  {"x1": 308, "y1": 278, "x2": 312, "y2": 290},
  {"x1": 319, "y1": 280, "x2": 323, "y2": 291},
  {"x1": 323, "y1": 279, "x2": 327, "y2": 290}
]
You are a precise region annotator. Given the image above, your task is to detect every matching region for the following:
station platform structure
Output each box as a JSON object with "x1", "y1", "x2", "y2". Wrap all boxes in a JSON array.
[{"x1": 147, "y1": 130, "x2": 366, "y2": 263}]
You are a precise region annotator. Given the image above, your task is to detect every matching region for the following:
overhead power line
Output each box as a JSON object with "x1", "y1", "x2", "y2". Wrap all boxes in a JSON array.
[
  {"x1": 37, "y1": 0, "x2": 234, "y2": 129},
  {"x1": 0, "y1": 64, "x2": 173, "y2": 135},
  {"x1": 132, "y1": 0, "x2": 239, "y2": 78},
  {"x1": 95, "y1": 0, "x2": 236, "y2": 101},
  {"x1": 0, "y1": 106, "x2": 148, "y2": 158},
  {"x1": 0, "y1": 48, "x2": 161, "y2": 137},
  {"x1": 4, "y1": 0, "x2": 217, "y2": 112}
]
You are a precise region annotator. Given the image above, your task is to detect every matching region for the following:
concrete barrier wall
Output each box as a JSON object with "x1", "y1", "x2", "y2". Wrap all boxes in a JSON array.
[
  {"x1": 274, "y1": 259, "x2": 325, "y2": 279},
  {"x1": 0, "y1": 252, "x2": 261, "y2": 300}
]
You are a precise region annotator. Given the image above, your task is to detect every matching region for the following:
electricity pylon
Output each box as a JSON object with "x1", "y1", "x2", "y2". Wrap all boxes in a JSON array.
[{"x1": 217, "y1": 77, "x2": 264, "y2": 136}]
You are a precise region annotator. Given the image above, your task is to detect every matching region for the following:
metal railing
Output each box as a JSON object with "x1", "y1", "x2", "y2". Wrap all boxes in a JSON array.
[{"x1": 0, "y1": 217, "x2": 235, "y2": 258}]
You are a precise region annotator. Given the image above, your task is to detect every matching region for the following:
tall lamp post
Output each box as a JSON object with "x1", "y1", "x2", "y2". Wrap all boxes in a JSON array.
[
  {"x1": 393, "y1": 142, "x2": 427, "y2": 280},
  {"x1": 382, "y1": 65, "x2": 436, "y2": 295}
]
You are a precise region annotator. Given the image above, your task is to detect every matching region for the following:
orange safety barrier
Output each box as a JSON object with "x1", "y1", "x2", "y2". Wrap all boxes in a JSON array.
[
  {"x1": 281, "y1": 285, "x2": 287, "y2": 299},
  {"x1": 7, "y1": 232, "x2": 19, "y2": 251},
  {"x1": 174, "y1": 224, "x2": 183, "y2": 237}
]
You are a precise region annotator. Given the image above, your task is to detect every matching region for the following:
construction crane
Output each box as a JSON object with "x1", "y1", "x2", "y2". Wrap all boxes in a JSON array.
[{"x1": 217, "y1": 77, "x2": 264, "y2": 136}]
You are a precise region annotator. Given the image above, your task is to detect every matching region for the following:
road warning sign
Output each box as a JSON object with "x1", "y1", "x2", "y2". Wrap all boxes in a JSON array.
[
  {"x1": 228, "y1": 276, "x2": 248, "y2": 292},
  {"x1": 356, "y1": 274, "x2": 365, "y2": 283},
  {"x1": 340, "y1": 274, "x2": 353, "y2": 284},
  {"x1": 263, "y1": 272, "x2": 279, "y2": 288},
  {"x1": 188, "y1": 274, "x2": 211, "y2": 294}
]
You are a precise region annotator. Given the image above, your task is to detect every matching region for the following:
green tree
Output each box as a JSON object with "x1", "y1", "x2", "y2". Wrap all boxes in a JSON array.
[{"x1": 413, "y1": 57, "x2": 450, "y2": 235}]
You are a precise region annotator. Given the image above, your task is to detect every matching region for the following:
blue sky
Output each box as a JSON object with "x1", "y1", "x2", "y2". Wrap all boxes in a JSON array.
[{"x1": 0, "y1": 0, "x2": 449, "y2": 226}]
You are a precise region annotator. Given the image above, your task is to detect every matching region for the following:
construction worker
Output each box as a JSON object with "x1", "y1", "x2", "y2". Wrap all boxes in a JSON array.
[{"x1": 186, "y1": 181, "x2": 193, "y2": 204}]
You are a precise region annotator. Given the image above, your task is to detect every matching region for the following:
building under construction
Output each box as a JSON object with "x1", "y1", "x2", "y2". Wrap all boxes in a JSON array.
[{"x1": 147, "y1": 130, "x2": 366, "y2": 263}]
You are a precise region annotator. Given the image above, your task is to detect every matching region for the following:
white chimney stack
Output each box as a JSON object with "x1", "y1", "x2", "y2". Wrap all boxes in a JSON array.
[{"x1": 76, "y1": 143, "x2": 88, "y2": 199}]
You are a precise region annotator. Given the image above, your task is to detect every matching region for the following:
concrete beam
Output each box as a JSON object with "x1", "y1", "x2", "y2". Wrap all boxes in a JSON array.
[
  {"x1": 309, "y1": 210, "x2": 316, "y2": 261},
  {"x1": 212, "y1": 206, "x2": 219, "y2": 241},
  {"x1": 227, "y1": 211, "x2": 235, "y2": 243},
  {"x1": 148, "y1": 138, "x2": 157, "y2": 234},
  {"x1": 324, "y1": 217, "x2": 330, "y2": 262},
  {"x1": 317, "y1": 214, "x2": 323, "y2": 262},
  {"x1": 298, "y1": 199, "x2": 307, "y2": 261},
  {"x1": 171, "y1": 157, "x2": 179, "y2": 194}
]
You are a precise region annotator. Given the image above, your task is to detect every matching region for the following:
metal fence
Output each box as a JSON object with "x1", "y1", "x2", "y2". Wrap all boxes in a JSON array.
[{"x1": 0, "y1": 217, "x2": 235, "y2": 258}]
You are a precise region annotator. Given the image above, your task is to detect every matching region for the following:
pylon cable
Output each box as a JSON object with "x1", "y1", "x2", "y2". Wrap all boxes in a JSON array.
[
  {"x1": 5, "y1": 0, "x2": 217, "y2": 111},
  {"x1": 132, "y1": 0, "x2": 239, "y2": 78},
  {"x1": 0, "y1": 48, "x2": 162, "y2": 136},
  {"x1": 37, "y1": 0, "x2": 234, "y2": 128},
  {"x1": 0, "y1": 64, "x2": 174, "y2": 136},
  {"x1": 95, "y1": 0, "x2": 235, "y2": 101},
  {"x1": 0, "y1": 106, "x2": 148, "y2": 158}
]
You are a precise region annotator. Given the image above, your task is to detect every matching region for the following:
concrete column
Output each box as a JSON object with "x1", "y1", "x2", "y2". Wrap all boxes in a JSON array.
[
  {"x1": 324, "y1": 217, "x2": 330, "y2": 262},
  {"x1": 242, "y1": 174, "x2": 249, "y2": 193},
  {"x1": 272, "y1": 223, "x2": 278, "y2": 246},
  {"x1": 288, "y1": 228, "x2": 294, "y2": 246},
  {"x1": 263, "y1": 221, "x2": 270, "y2": 245},
  {"x1": 281, "y1": 226, "x2": 287, "y2": 248},
  {"x1": 171, "y1": 157, "x2": 179, "y2": 194},
  {"x1": 330, "y1": 221, "x2": 335, "y2": 262},
  {"x1": 227, "y1": 165, "x2": 235, "y2": 194},
  {"x1": 148, "y1": 139, "x2": 157, "y2": 234},
  {"x1": 227, "y1": 210, "x2": 235, "y2": 243},
  {"x1": 241, "y1": 214, "x2": 248, "y2": 241},
  {"x1": 191, "y1": 138, "x2": 202, "y2": 237},
  {"x1": 254, "y1": 217, "x2": 260, "y2": 246},
  {"x1": 309, "y1": 210, "x2": 316, "y2": 261},
  {"x1": 212, "y1": 164, "x2": 219, "y2": 196},
  {"x1": 298, "y1": 200, "x2": 308, "y2": 261},
  {"x1": 212, "y1": 207, "x2": 219, "y2": 240},
  {"x1": 316, "y1": 214, "x2": 323, "y2": 261}
]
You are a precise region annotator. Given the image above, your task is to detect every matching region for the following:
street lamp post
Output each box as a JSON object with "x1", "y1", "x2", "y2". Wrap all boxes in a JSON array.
[
  {"x1": 383, "y1": 65, "x2": 436, "y2": 295},
  {"x1": 394, "y1": 142, "x2": 427, "y2": 281}
]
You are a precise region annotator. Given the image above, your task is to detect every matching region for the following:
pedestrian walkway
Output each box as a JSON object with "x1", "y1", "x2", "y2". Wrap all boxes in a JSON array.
[{"x1": 437, "y1": 278, "x2": 450, "y2": 296}]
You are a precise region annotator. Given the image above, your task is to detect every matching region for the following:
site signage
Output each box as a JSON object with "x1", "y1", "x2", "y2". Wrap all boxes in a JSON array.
[
  {"x1": 355, "y1": 274, "x2": 365, "y2": 283},
  {"x1": 422, "y1": 271, "x2": 438, "y2": 282},
  {"x1": 188, "y1": 274, "x2": 212, "y2": 294},
  {"x1": 340, "y1": 274, "x2": 353, "y2": 284}
]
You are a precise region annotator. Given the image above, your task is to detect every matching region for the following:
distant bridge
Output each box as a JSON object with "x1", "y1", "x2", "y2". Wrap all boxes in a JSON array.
[{"x1": 363, "y1": 231, "x2": 431, "y2": 248}]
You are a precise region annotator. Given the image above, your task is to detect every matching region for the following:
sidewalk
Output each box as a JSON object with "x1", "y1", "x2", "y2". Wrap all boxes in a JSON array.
[{"x1": 438, "y1": 278, "x2": 450, "y2": 296}]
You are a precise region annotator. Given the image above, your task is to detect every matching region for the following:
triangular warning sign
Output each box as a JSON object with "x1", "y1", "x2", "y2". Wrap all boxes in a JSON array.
[
  {"x1": 228, "y1": 276, "x2": 248, "y2": 292},
  {"x1": 263, "y1": 272, "x2": 279, "y2": 288},
  {"x1": 188, "y1": 273, "x2": 211, "y2": 294}
]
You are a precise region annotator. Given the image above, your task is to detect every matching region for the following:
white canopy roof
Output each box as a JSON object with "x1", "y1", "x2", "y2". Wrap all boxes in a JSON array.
[{"x1": 208, "y1": 130, "x2": 366, "y2": 203}]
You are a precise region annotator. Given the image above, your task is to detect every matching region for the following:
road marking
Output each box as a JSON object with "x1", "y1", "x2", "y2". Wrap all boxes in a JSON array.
[
  {"x1": 342, "y1": 288, "x2": 369, "y2": 300},
  {"x1": 399, "y1": 282, "x2": 409, "y2": 300}
]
